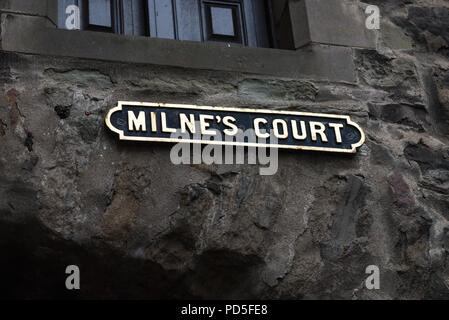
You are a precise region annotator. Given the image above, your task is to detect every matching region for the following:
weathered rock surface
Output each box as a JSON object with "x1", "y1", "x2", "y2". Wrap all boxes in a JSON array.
[{"x1": 1, "y1": 0, "x2": 449, "y2": 299}]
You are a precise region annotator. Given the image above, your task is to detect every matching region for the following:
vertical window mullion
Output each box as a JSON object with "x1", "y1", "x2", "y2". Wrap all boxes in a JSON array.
[
  {"x1": 265, "y1": 0, "x2": 278, "y2": 48},
  {"x1": 114, "y1": 0, "x2": 123, "y2": 34}
]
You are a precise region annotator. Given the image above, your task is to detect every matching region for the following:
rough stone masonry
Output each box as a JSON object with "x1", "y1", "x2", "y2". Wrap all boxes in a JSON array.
[{"x1": 0, "y1": 0, "x2": 449, "y2": 299}]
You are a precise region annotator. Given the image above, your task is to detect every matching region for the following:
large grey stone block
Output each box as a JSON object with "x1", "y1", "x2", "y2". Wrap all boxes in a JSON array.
[
  {"x1": 290, "y1": 0, "x2": 377, "y2": 49},
  {"x1": 0, "y1": 0, "x2": 57, "y2": 26}
]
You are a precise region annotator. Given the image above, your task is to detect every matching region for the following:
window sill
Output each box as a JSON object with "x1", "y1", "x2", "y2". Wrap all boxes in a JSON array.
[{"x1": 0, "y1": 13, "x2": 355, "y2": 83}]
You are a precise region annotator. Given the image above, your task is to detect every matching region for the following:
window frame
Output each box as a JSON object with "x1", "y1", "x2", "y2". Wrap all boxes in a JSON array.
[
  {"x1": 64, "y1": 0, "x2": 276, "y2": 48},
  {"x1": 201, "y1": 0, "x2": 246, "y2": 45}
]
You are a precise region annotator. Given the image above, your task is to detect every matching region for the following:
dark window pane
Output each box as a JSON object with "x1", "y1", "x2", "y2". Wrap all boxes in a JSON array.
[
  {"x1": 252, "y1": 0, "x2": 271, "y2": 47},
  {"x1": 243, "y1": 0, "x2": 270, "y2": 47},
  {"x1": 123, "y1": 0, "x2": 147, "y2": 36},
  {"x1": 88, "y1": 0, "x2": 112, "y2": 27}
]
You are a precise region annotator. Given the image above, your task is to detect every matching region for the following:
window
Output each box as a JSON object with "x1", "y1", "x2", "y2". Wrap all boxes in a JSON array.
[{"x1": 58, "y1": 0, "x2": 276, "y2": 48}]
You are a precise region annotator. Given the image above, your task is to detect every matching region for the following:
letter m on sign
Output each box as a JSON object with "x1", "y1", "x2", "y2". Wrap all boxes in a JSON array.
[{"x1": 128, "y1": 111, "x2": 147, "y2": 132}]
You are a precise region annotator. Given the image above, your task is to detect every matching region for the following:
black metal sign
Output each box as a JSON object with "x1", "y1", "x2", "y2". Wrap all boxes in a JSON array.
[{"x1": 105, "y1": 102, "x2": 365, "y2": 153}]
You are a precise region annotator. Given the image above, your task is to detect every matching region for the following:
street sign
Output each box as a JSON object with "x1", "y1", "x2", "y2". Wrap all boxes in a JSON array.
[{"x1": 106, "y1": 102, "x2": 365, "y2": 153}]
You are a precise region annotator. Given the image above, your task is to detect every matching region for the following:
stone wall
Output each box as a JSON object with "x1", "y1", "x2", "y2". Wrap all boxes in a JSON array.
[{"x1": 0, "y1": 0, "x2": 448, "y2": 299}]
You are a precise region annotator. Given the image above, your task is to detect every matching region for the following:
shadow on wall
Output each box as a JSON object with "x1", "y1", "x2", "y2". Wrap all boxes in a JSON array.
[{"x1": 0, "y1": 219, "x2": 263, "y2": 299}]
